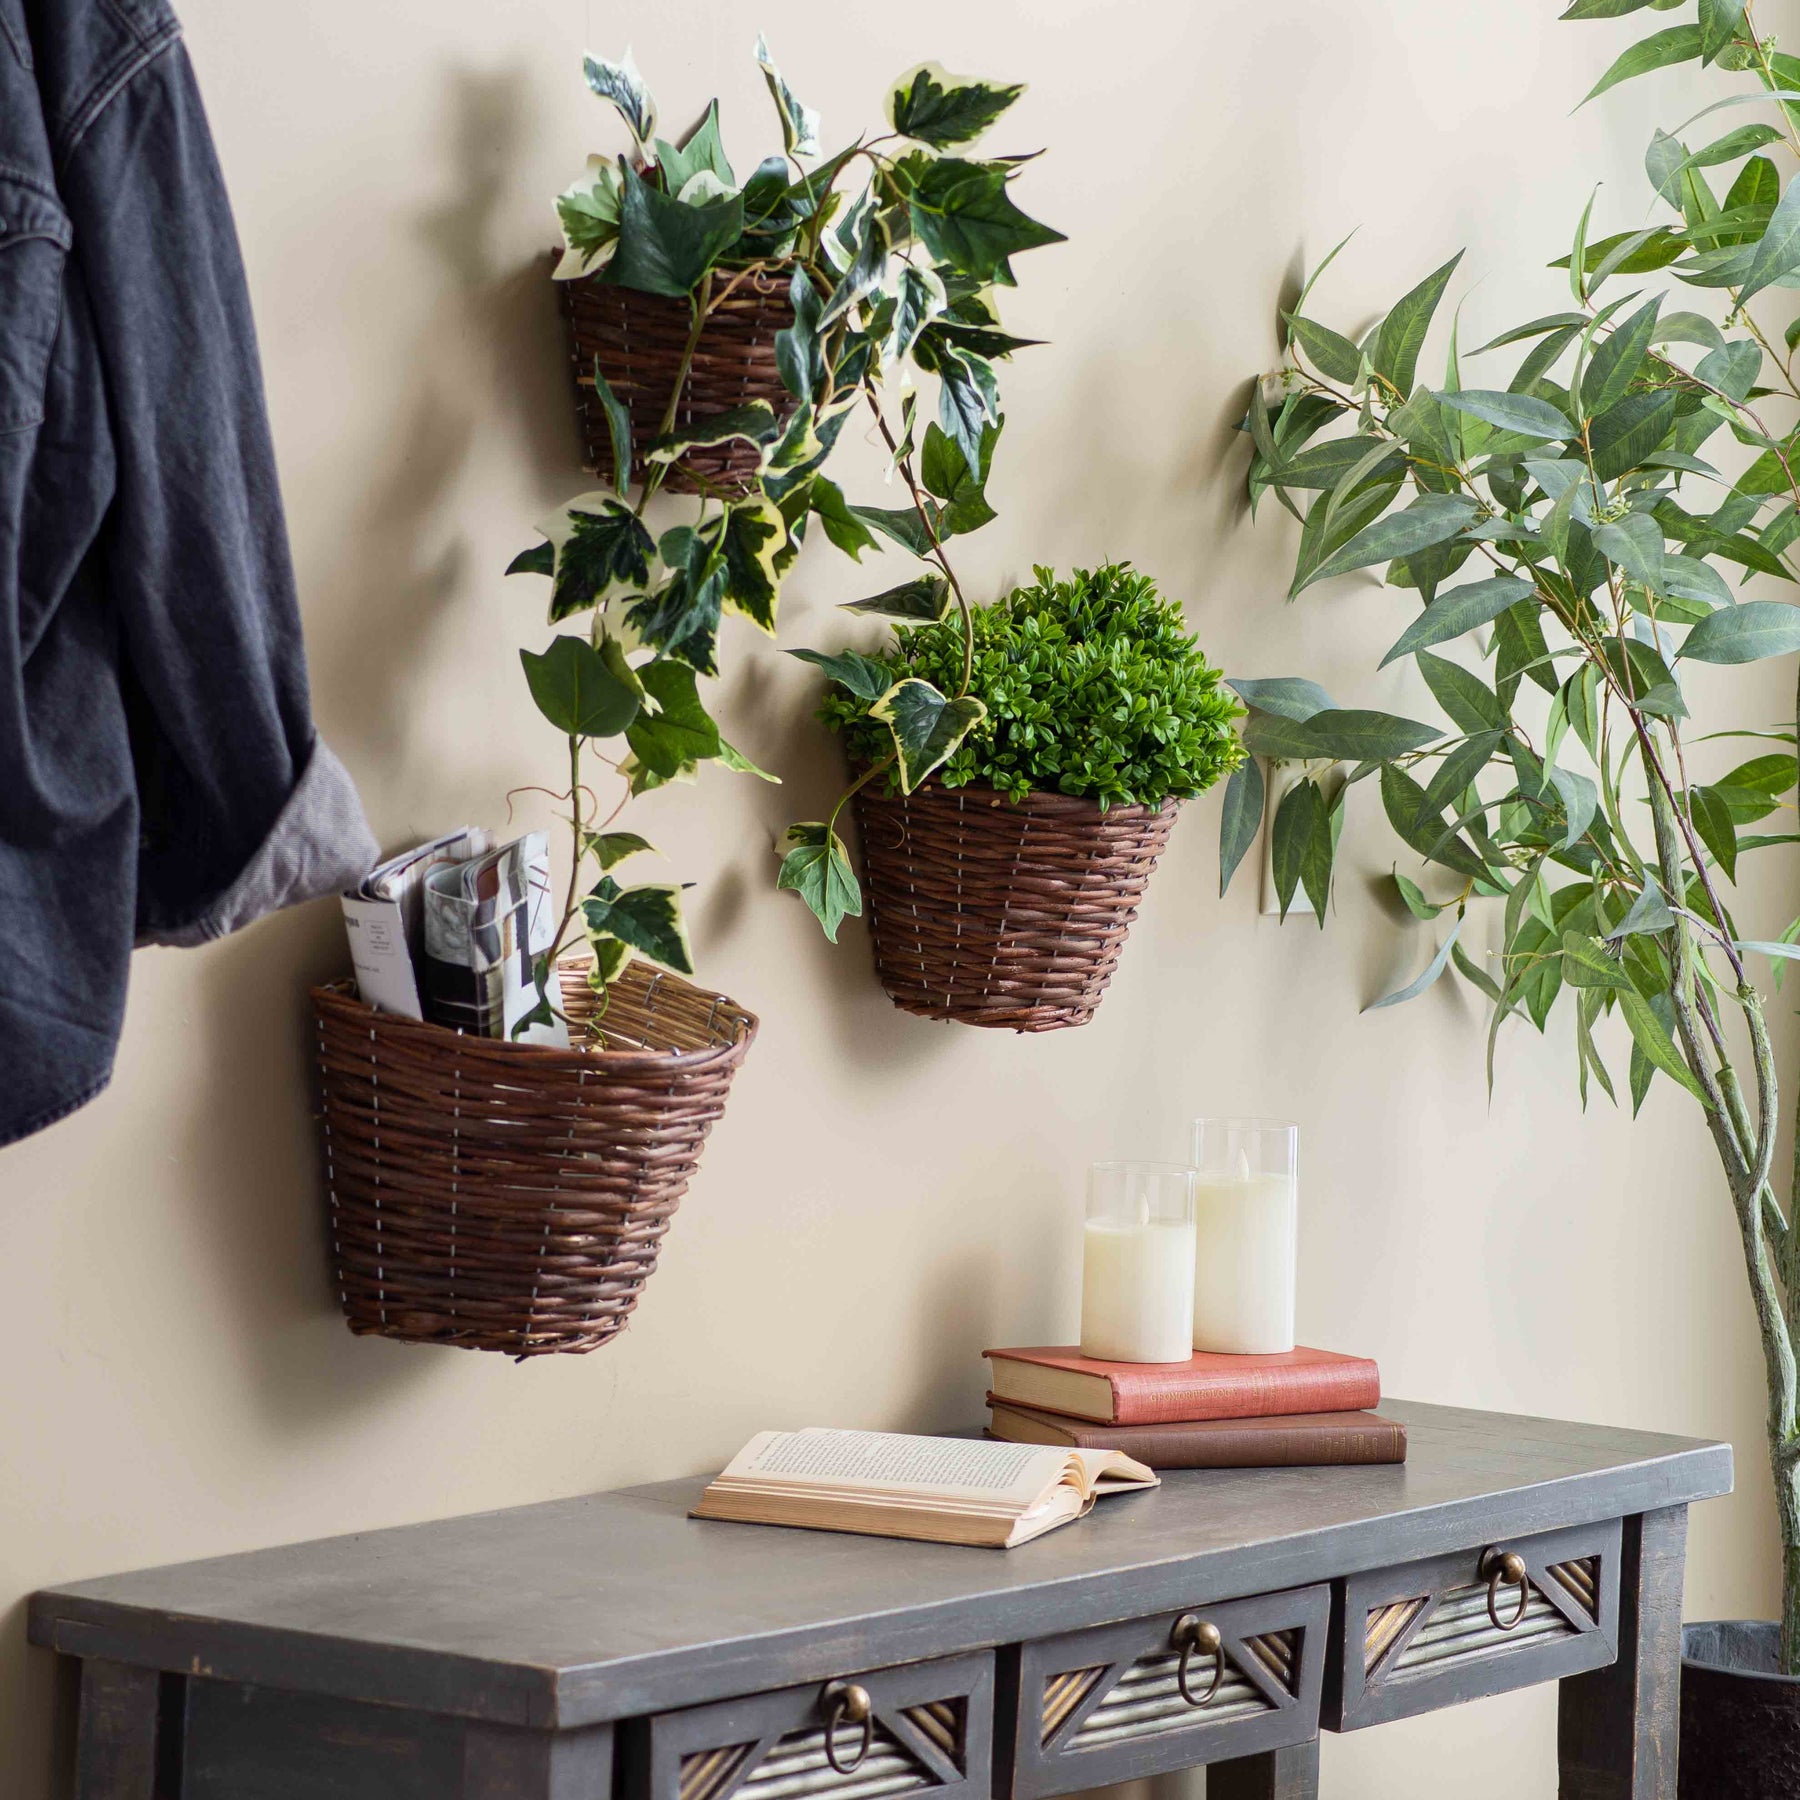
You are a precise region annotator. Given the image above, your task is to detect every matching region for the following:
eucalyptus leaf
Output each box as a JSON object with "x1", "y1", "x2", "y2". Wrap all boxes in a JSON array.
[
  {"x1": 1680, "y1": 599, "x2": 1800, "y2": 662},
  {"x1": 1366, "y1": 915, "x2": 1465, "y2": 1011},
  {"x1": 1227, "y1": 676, "x2": 1338, "y2": 721},
  {"x1": 1380, "y1": 576, "x2": 1535, "y2": 666},
  {"x1": 1218, "y1": 757, "x2": 1265, "y2": 896}
]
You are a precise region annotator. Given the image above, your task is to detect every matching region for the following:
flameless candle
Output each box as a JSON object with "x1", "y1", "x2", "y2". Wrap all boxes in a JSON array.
[
  {"x1": 1080, "y1": 1162, "x2": 1197, "y2": 1364},
  {"x1": 1191, "y1": 1119, "x2": 1299, "y2": 1354}
]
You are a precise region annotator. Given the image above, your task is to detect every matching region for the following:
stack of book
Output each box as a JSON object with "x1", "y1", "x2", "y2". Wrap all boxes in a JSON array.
[{"x1": 984, "y1": 1344, "x2": 1405, "y2": 1469}]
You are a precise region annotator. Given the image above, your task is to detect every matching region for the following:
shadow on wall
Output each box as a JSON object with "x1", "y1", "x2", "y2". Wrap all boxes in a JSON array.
[{"x1": 313, "y1": 61, "x2": 578, "y2": 803}]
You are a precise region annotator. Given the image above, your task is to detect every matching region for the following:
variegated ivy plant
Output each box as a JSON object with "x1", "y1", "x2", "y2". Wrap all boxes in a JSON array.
[
  {"x1": 506, "y1": 40, "x2": 1061, "y2": 977},
  {"x1": 1225, "y1": 0, "x2": 1800, "y2": 1667}
]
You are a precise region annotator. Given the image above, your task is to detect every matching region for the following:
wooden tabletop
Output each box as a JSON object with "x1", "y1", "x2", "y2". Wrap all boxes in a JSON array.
[{"x1": 29, "y1": 1400, "x2": 1731, "y2": 1731}]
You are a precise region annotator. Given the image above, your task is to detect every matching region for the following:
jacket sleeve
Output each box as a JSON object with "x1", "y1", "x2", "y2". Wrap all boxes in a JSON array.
[{"x1": 59, "y1": 33, "x2": 376, "y2": 945}]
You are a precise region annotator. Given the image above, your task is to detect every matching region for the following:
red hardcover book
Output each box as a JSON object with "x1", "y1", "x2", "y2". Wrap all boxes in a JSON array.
[
  {"x1": 982, "y1": 1345, "x2": 1381, "y2": 1425},
  {"x1": 986, "y1": 1400, "x2": 1407, "y2": 1468}
]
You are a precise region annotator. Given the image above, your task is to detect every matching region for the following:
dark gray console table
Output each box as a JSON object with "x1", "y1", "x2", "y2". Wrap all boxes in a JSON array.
[{"x1": 29, "y1": 1401, "x2": 1731, "y2": 1799}]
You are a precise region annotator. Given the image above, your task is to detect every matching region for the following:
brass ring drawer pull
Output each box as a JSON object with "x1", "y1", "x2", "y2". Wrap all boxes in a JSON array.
[
  {"x1": 1170, "y1": 1615, "x2": 1225, "y2": 1707},
  {"x1": 1482, "y1": 1550, "x2": 1530, "y2": 1631},
  {"x1": 821, "y1": 1681, "x2": 874, "y2": 1773}
]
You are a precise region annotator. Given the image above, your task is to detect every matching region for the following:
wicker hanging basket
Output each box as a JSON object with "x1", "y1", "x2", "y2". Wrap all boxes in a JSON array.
[
  {"x1": 311, "y1": 958, "x2": 757, "y2": 1357},
  {"x1": 555, "y1": 259, "x2": 795, "y2": 495},
  {"x1": 852, "y1": 780, "x2": 1183, "y2": 1034}
]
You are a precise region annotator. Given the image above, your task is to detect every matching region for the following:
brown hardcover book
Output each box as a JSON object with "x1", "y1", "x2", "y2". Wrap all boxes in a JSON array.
[
  {"x1": 987, "y1": 1399, "x2": 1407, "y2": 1468},
  {"x1": 983, "y1": 1344, "x2": 1381, "y2": 1425}
]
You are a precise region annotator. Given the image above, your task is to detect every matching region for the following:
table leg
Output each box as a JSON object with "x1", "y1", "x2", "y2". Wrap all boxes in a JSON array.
[
  {"x1": 463, "y1": 1721, "x2": 613, "y2": 1799},
  {"x1": 1207, "y1": 1738, "x2": 1320, "y2": 1800},
  {"x1": 74, "y1": 1660, "x2": 161, "y2": 1799},
  {"x1": 1557, "y1": 1505, "x2": 1688, "y2": 1800}
]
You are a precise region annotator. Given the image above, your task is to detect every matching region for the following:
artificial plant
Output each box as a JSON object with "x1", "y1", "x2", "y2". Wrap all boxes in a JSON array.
[
  {"x1": 818, "y1": 562, "x2": 1244, "y2": 810},
  {"x1": 1225, "y1": 0, "x2": 1800, "y2": 1667},
  {"x1": 528, "y1": 41, "x2": 1062, "y2": 947}
]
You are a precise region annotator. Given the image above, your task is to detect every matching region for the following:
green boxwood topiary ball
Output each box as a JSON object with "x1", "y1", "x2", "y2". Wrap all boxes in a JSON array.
[{"x1": 821, "y1": 562, "x2": 1245, "y2": 807}]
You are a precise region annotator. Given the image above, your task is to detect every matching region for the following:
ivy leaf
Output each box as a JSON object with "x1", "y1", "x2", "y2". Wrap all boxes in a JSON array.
[
  {"x1": 716, "y1": 498, "x2": 788, "y2": 634},
  {"x1": 921, "y1": 417, "x2": 1001, "y2": 537},
  {"x1": 1366, "y1": 914, "x2": 1465, "y2": 1011},
  {"x1": 624, "y1": 659, "x2": 721, "y2": 778},
  {"x1": 869, "y1": 679, "x2": 989, "y2": 791},
  {"x1": 776, "y1": 267, "x2": 825, "y2": 401},
  {"x1": 809, "y1": 476, "x2": 878, "y2": 560},
  {"x1": 654, "y1": 99, "x2": 734, "y2": 194},
  {"x1": 583, "y1": 50, "x2": 658, "y2": 154},
  {"x1": 582, "y1": 877, "x2": 694, "y2": 975},
  {"x1": 754, "y1": 34, "x2": 821, "y2": 158},
  {"x1": 1680, "y1": 599, "x2": 1800, "y2": 662},
  {"x1": 934, "y1": 343, "x2": 1001, "y2": 481},
  {"x1": 520, "y1": 634, "x2": 641, "y2": 738},
  {"x1": 626, "y1": 531, "x2": 726, "y2": 673},
  {"x1": 1218, "y1": 757, "x2": 1265, "y2": 897},
  {"x1": 716, "y1": 739, "x2": 780, "y2": 783},
  {"x1": 1372, "y1": 252, "x2": 1463, "y2": 399},
  {"x1": 902, "y1": 155, "x2": 1066, "y2": 283},
  {"x1": 788, "y1": 646, "x2": 894, "y2": 704},
  {"x1": 506, "y1": 541, "x2": 556, "y2": 579},
  {"x1": 646, "y1": 403, "x2": 780, "y2": 465},
  {"x1": 541, "y1": 498, "x2": 656, "y2": 624},
  {"x1": 584, "y1": 831, "x2": 655, "y2": 872},
  {"x1": 843, "y1": 498, "x2": 930, "y2": 559},
  {"x1": 779, "y1": 823, "x2": 862, "y2": 942},
  {"x1": 590, "y1": 361, "x2": 635, "y2": 494},
  {"x1": 555, "y1": 159, "x2": 625, "y2": 281},
  {"x1": 887, "y1": 263, "x2": 948, "y2": 365},
  {"x1": 1379, "y1": 575, "x2": 1535, "y2": 666},
  {"x1": 888, "y1": 63, "x2": 1025, "y2": 147},
  {"x1": 841, "y1": 576, "x2": 953, "y2": 622},
  {"x1": 606, "y1": 162, "x2": 744, "y2": 299}
]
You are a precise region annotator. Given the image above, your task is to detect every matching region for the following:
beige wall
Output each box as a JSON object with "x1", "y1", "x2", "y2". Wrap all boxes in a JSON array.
[{"x1": 3, "y1": 2, "x2": 1795, "y2": 1793}]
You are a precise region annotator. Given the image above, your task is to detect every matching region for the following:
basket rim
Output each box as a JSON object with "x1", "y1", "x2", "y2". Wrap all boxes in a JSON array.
[
  {"x1": 857, "y1": 776, "x2": 1190, "y2": 821},
  {"x1": 550, "y1": 250, "x2": 795, "y2": 303},
  {"x1": 312, "y1": 959, "x2": 758, "y2": 1073}
]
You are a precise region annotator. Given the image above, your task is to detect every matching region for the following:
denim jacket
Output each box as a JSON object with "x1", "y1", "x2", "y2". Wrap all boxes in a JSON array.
[{"x1": 1, "y1": 0, "x2": 376, "y2": 1145}]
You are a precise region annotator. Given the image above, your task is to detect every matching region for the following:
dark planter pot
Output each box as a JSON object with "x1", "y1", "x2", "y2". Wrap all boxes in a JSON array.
[{"x1": 1681, "y1": 1621, "x2": 1800, "y2": 1798}]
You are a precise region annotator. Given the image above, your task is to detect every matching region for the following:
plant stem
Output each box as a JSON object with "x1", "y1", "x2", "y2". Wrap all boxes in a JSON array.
[
  {"x1": 862, "y1": 388, "x2": 977, "y2": 697},
  {"x1": 635, "y1": 270, "x2": 715, "y2": 519}
]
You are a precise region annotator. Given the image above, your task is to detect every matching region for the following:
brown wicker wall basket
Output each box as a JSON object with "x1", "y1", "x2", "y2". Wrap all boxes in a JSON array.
[
  {"x1": 555, "y1": 260, "x2": 795, "y2": 495},
  {"x1": 311, "y1": 958, "x2": 757, "y2": 1357},
  {"x1": 852, "y1": 780, "x2": 1184, "y2": 1034}
]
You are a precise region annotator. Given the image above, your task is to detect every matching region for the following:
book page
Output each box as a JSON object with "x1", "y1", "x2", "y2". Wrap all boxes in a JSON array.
[
  {"x1": 718, "y1": 1430, "x2": 1068, "y2": 1509},
  {"x1": 1067, "y1": 1447, "x2": 1158, "y2": 1496}
]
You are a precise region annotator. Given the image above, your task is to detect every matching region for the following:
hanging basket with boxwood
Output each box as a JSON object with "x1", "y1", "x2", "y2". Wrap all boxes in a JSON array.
[{"x1": 796, "y1": 564, "x2": 1243, "y2": 1031}]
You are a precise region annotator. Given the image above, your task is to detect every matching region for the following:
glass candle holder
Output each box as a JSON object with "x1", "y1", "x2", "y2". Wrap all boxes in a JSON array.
[
  {"x1": 1190, "y1": 1119, "x2": 1299, "y2": 1354},
  {"x1": 1080, "y1": 1162, "x2": 1197, "y2": 1364}
]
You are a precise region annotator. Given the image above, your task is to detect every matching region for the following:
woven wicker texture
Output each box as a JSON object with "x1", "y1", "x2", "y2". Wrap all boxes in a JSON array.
[
  {"x1": 556, "y1": 263, "x2": 795, "y2": 495},
  {"x1": 853, "y1": 780, "x2": 1183, "y2": 1033},
  {"x1": 313, "y1": 959, "x2": 757, "y2": 1357}
]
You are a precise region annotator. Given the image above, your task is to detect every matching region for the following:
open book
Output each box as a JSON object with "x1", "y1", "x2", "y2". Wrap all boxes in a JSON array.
[{"x1": 692, "y1": 1428, "x2": 1158, "y2": 1548}]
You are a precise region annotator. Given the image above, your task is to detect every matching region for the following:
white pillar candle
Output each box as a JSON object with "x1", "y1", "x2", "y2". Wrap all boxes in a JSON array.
[
  {"x1": 1081, "y1": 1214, "x2": 1197, "y2": 1364},
  {"x1": 1192, "y1": 1151, "x2": 1297, "y2": 1354}
]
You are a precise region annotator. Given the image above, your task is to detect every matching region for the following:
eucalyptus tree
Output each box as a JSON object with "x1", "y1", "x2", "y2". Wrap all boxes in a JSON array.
[{"x1": 1225, "y1": 0, "x2": 1800, "y2": 1665}]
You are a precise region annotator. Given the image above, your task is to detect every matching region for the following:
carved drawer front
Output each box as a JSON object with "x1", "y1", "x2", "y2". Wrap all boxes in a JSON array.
[
  {"x1": 997, "y1": 1583, "x2": 1330, "y2": 1798},
  {"x1": 623, "y1": 1652, "x2": 993, "y2": 1800},
  {"x1": 1324, "y1": 1516, "x2": 1622, "y2": 1730}
]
